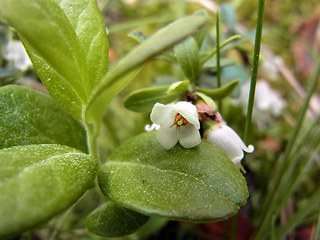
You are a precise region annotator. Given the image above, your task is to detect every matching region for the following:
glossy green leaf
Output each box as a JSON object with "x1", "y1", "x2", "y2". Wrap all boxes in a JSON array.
[
  {"x1": 167, "y1": 80, "x2": 190, "y2": 93},
  {"x1": 124, "y1": 80, "x2": 189, "y2": 112},
  {"x1": 0, "y1": 144, "x2": 96, "y2": 239},
  {"x1": 85, "y1": 14, "x2": 209, "y2": 134},
  {"x1": 196, "y1": 79, "x2": 240, "y2": 100},
  {"x1": 0, "y1": 0, "x2": 108, "y2": 119},
  {"x1": 0, "y1": 85, "x2": 87, "y2": 152},
  {"x1": 124, "y1": 85, "x2": 181, "y2": 112},
  {"x1": 174, "y1": 37, "x2": 200, "y2": 80},
  {"x1": 86, "y1": 202, "x2": 149, "y2": 237},
  {"x1": 57, "y1": 0, "x2": 109, "y2": 90},
  {"x1": 98, "y1": 131, "x2": 248, "y2": 222}
]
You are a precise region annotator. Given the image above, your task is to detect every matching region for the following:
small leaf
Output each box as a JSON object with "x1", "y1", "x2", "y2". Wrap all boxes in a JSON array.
[
  {"x1": 174, "y1": 37, "x2": 200, "y2": 80},
  {"x1": 128, "y1": 31, "x2": 148, "y2": 43},
  {"x1": 85, "y1": 14, "x2": 209, "y2": 134},
  {"x1": 202, "y1": 58, "x2": 234, "y2": 72},
  {"x1": 124, "y1": 85, "x2": 182, "y2": 112},
  {"x1": 0, "y1": 0, "x2": 108, "y2": 119},
  {"x1": 0, "y1": 144, "x2": 96, "y2": 238},
  {"x1": 0, "y1": 85, "x2": 87, "y2": 152},
  {"x1": 220, "y1": 3, "x2": 237, "y2": 29},
  {"x1": 98, "y1": 131, "x2": 248, "y2": 222},
  {"x1": 86, "y1": 202, "x2": 149, "y2": 237},
  {"x1": 196, "y1": 79, "x2": 240, "y2": 100},
  {"x1": 167, "y1": 80, "x2": 190, "y2": 93},
  {"x1": 195, "y1": 92, "x2": 217, "y2": 111}
]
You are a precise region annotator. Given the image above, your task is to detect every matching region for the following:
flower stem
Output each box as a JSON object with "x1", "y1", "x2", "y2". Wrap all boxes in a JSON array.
[
  {"x1": 216, "y1": 11, "x2": 222, "y2": 112},
  {"x1": 243, "y1": 0, "x2": 265, "y2": 144}
]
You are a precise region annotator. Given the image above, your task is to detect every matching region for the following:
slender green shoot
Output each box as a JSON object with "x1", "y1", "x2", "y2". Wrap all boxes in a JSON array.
[
  {"x1": 243, "y1": 0, "x2": 265, "y2": 144},
  {"x1": 200, "y1": 35, "x2": 241, "y2": 64},
  {"x1": 216, "y1": 11, "x2": 222, "y2": 111}
]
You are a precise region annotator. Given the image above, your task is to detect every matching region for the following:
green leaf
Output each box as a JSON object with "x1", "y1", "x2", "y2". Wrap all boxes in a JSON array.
[
  {"x1": 86, "y1": 202, "x2": 149, "y2": 237},
  {"x1": 98, "y1": 131, "x2": 248, "y2": 222},
  {"x1": 124, "y1": 80, "x2": 189, "y2": 112},
  {"x1": 0, "y1": 85, "x2": 87, "y2": 153},
  {"x1": 167, "y1": 80, "x2": 190, "y2": 93},
  {"x1": 124, "y1": 85, "x2": 180, "y2": 112},
  {"x1": 128, "y1": 31, "x2": 148, "y2": 43},
  {"x1": 0, "y1": 144, "x2": 96, "y2": 238},
  {"x1": 195, "y1": 92, "x2": 217, "y2": 111},
  {"x1": 174, "y1": 37, "x2": 200, "y2": 80},
  {"x1": 85, "y1": 14, "x2": 209, "y2": 134},
  {"x1": 57, "y1": 0, "x2": 109, "y2": 90},
  {"x1": 202, "y1": 58, "x2": 234, "y2": 72},
  {"x1": 0, "y1": 0, "x2": 108, "y2": 119},
  {"x1": 196, "y1": 79, "x2": 240, "y2": 100}
]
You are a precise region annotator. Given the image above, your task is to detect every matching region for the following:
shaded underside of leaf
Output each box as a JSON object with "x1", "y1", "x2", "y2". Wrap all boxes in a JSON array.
[
  {"x1": 0, "y1": 144, "x2": 96, "y2": 239},
  {"x1": 86, "y1": 202, "x2": 149, "y2": 237},
  {"x1": 98, "y1": 131, "x2": 248, "y2": 222},
  {"x1": 0, "y1": 85, "x2": 87, "y2": 153}
]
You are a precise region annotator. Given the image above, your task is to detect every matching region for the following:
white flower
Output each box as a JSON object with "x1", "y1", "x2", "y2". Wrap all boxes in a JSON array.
[
  {"x1": 4, "y1": 40, "x2": 32, "y2": 71},
  {"x1": 150, "y1": 101, "x2": 201, "y2": 150},
  {"x1": 238, "y1": 80, "x2": 286, "y2": 128},
  {"x1": 205, "y1": 123, "x2": 254, "y2": 164}
]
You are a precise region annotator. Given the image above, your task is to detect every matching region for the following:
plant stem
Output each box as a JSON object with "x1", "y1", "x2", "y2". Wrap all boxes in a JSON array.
[
  {"x1": 216, "y1": 11, "x2": 222, "y2": 112},
  {"x1": 86, "y1": 122, "x2": 101, "y2": 166},
  {"x1": 243, "y1": 0, "x2": 265, "y2": 144}
]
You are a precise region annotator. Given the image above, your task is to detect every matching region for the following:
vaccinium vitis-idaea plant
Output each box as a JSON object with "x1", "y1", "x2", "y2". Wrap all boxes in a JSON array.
[{"x1": 0, "y1": 1, "x2": 254, "y2": 238}]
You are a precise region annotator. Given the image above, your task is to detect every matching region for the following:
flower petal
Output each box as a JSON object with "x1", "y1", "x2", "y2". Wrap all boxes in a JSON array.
[
  {"x1": 221, "y1": 124, "x2": 254, "y2": 153},
  {"x1": 156, "y1": 125, "x2": 179, "y2": 150},
  {"x1": 174, "y1": 101, "x2": 200, "y2": 129},
  {"x1": 207, "y1": 126, "x2": 244, "y2": 163},
  {"x1": 150, "y1": 103, "x2": 173, "y2": 125},
  {"x1": 178, "y1": 124, "x2": 201, "y2": 148}
]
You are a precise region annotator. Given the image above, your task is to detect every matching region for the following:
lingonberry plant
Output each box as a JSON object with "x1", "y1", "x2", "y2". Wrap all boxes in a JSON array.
[
  {"x1": 0, "y1": 1, "x2": 251, "y2": 238},
  {"x1": 3, "y1": 0, "x2": 319, "y2": 240}
]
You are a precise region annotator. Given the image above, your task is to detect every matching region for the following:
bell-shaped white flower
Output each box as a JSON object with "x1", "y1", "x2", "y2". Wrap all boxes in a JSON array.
[
  {"x1": 4, "y1": 40, "x2": 32, "y2": 71},
  {"x1": 150, "y1": 101, "x2": 201, "y2": 150},
  {"x1": 206, "y1": 123, "x2": 254, "y2": 164}
]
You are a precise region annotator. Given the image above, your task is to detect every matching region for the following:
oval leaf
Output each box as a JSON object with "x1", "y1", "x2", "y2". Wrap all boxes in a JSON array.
[
  {"x1": 124, "y1": 84, "x2": 186, "y2": 112},
  {"x1": 0, "y1": 144, "x2": 96, "y2": 238},
  {"x1": 196, "y1": 79, "x2": 240, "y2": 100},
  {"x1": 0, "y1": 0, "x2": 108, "y2": 119},
  {"x1": 174, "y1": 37, "x2": 200, "y2": 80},
  {"x1": 0, "y1": 85, "x2": 87, "y2": 152},
  {"x1": 86, "y1": 202, "x2": 149, "y2": 237},
  {"x1": 98, "y1": 131, "x2": 248, "y2": 222}
]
